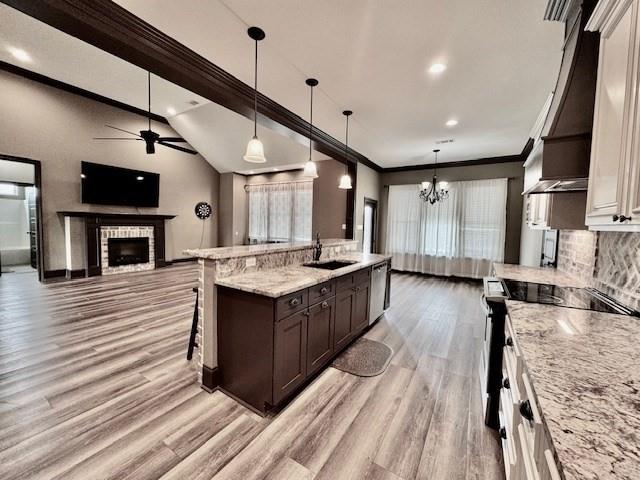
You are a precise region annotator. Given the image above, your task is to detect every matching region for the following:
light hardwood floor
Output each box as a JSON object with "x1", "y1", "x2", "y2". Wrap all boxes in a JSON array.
[{"x1": 0, "y1": 263, "x2": 503, "y2": 479}]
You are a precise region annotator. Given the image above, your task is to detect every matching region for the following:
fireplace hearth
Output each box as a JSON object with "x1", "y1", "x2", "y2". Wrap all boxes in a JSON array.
[{"x1": 107, "y1": 237, "x2": 150, "y2": 267}]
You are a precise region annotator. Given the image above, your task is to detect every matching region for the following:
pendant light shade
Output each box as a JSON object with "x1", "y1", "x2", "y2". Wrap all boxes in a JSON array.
[
  {"x1": 338, "y1": 110, "x2": 353, "y2": 190},
  {"x1": 244, "y1": 136, "x2": 266, "y2": 163},
  {"x1": 244, "y1": 27, "x2": 267, "y2": 164},
  {"x1": 303, "y1": 78, "x2": 319, "y2": 178},
  {"x1": 338, "y1": 174, "x2": 352, "y2": 189}
]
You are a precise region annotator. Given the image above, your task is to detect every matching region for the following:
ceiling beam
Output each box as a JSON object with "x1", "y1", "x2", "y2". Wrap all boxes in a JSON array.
[{"x1": 1, "y1": 0, "x2": 383, "y2": 172}]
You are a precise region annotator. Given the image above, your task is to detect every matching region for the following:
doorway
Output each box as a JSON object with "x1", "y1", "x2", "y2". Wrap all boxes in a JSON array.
[
  {"x1": 362, "y1": 197, "x2": 378, "y2": 254},
  {"x1": 0, "y1": 155, "x2": 43, "y2": 282}
]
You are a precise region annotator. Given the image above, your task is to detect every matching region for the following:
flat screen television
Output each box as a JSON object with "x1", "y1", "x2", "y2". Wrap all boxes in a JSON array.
[{"x1": 81, "y1": 161, "x2": 160, "y2": 207}]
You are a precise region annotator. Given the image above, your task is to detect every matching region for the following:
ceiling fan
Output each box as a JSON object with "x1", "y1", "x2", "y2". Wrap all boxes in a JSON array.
[{"x1": 94, "y1": 72, "x2": 198, "y2": 155}]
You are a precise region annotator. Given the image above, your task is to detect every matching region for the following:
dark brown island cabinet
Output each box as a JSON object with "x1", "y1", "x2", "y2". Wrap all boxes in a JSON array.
[{"x1": 217, "y1": 261, "x2": 391, "y2": 413}]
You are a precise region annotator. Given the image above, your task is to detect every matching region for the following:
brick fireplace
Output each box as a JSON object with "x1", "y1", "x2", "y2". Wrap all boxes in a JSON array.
[{"x1": 59, "y1": 211, "x2": 175, "y2": 277}]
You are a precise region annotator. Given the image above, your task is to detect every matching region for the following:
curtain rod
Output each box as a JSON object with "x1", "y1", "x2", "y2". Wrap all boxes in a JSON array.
[{"x1": 245, "y1": 179, "x2": 313, "y2": 189}]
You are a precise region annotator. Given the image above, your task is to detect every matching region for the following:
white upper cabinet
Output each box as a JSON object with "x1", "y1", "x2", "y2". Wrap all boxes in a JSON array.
[{"x1": 586, "y1": 0, "x2": 640, "y2": 230}]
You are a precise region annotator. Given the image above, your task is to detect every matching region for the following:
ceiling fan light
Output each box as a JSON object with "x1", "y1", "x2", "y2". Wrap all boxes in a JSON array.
[
  {"x1": 303, "y1": 160, "x2": 318, "y2": 178},
  {"x1": 243, "y1": 136, "x2": 267, "y2": 163},
  {"x1": 338, "y1": 174, "x2": 352, "y2": 190}
]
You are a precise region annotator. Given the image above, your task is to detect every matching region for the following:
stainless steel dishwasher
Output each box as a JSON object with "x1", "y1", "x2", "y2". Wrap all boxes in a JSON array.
[{"x1": 369, "y1": 262, "x2": 388, "y2": 324}]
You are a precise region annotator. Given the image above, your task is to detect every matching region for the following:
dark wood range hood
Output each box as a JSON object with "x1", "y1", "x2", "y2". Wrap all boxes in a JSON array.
[{"x1": 526, "y1": 0, "x2": 599, "y2": 195}]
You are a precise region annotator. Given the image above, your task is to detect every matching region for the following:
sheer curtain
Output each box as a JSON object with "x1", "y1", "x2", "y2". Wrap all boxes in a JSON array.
[
  {"x1": 247, "y1": 181, "x2": 313, "y2": 243},
  {"x1": 385, "y1": 178, "x2": 508, "y2": 278}
]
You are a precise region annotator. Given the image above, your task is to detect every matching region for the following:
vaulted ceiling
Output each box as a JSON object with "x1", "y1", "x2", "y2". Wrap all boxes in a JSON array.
[{"x1": 115, "y1": 0, "x2": 564, "y2": 167}]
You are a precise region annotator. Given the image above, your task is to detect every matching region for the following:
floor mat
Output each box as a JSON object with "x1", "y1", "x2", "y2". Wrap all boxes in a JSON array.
[{"x1": 331, "y1": 337, "x2": 393, "y2": 377}]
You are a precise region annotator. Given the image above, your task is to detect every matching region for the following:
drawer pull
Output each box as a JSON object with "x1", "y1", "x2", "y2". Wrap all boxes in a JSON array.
[
  {"x1": 613, "y1": 214, "x2": 620, "y2": 222},
  {"x1": 505, "y1": 336, "x2": 514, "y2": 347},
  {"x1": 619, "y1": 215, "x2": 632, "y2": 222},
  {"x1": 499, "y1": 427, "x2": 507, "y2": 440},
  {"x1": 321, "y1": 301, "x2": 329, "y2": 309},
  {"x1": 289, "y1": 298, "x2": 300, "y2": 307},
  {"x1": 502, "y1": 378, "x2": 510, "y2": 389},
  {"x1": 519, "y1": 400, "x2": 534, "y2": 422},
  {"x1": 320, "y1": 287, "x2": 328, "y2": 295}
]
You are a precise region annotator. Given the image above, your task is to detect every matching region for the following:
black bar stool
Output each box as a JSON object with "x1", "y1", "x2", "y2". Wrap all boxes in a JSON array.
[{"x1": 187, "y1": 287, "x2": 198, "y2": 360}]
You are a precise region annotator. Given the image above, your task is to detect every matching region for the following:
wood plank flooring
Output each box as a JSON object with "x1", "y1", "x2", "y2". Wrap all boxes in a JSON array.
[{"x1": 0, "y1": 264, "x2": 503, "y2": 479}]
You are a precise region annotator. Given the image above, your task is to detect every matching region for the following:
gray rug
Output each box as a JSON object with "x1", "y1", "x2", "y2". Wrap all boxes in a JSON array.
[{"x1": 332, "y1": 337, "x2": 393, "y2": 377}]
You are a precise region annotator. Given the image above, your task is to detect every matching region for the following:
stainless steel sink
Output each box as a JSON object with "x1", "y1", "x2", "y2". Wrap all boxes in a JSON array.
[{"x1": 302, "y1": 260, "x2": 357, "y2": 270}]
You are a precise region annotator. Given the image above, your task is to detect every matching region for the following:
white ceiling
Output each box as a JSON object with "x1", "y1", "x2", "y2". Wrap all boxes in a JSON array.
[
  {"x1": 115, "y1": 0, "x2": 564, "y2": 167},
  {"x1": 1, "y1": 1, "x2": 564, "y2": 170},
  {"x1": 0, "y1": 3, "x2": 328, "y2": 174}
]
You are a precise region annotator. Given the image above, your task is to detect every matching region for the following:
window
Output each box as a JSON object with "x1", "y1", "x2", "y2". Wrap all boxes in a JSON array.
[
  {"x1": 0, "y1": 183, "x2": 22, "y2": 199},
  {"x1": 385, "y1": 178, "x2": 508, "y2": 278},
  {"x1": 247, "y1": 181, "x2": 313, "y2": 243}
]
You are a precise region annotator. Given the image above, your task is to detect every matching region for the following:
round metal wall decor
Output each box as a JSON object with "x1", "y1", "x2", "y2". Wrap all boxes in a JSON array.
[{"x1": 194, "y1": 202, "x2": 212, "y2": 220}]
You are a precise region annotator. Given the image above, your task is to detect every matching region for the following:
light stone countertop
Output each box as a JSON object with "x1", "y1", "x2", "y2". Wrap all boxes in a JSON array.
[
  {"x1": 215, "y1": 252, "x2": 390, "y2": 297},
  {"x1": 506, "y1": 300, "x2": 640, "y2": 480},
  {"x1": 184, "y1": 238, "x2": 357, "y2": 260},
  {"x1": 493, "y1": 262, "x2": 587, "y2": 288}
]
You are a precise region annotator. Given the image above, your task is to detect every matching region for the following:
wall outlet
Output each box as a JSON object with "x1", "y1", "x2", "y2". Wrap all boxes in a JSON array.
[
  {"x1": 357, "y1": 224, "x2": 364, "y2": 231},
  {"x1": 245, "y1": 256, "x2": 256, "y2": 267},
  {"x1": 341, "y1": 224, "x2": 347, "y2": 230}
]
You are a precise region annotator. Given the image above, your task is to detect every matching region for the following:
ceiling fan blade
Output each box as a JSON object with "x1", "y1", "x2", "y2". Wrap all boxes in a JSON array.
[
  {"x1": 157, "y1": 141, "x2": 198, "y2": 155},
  {"x1": 157, "y1": 136, "x2": 188, "y2": 142},
  {"x1": 105, "y1": 125, "x2": 142, "y2": 137},
  {"x1": 93, "y1": 137, "x2": 142, "y2": 140}
]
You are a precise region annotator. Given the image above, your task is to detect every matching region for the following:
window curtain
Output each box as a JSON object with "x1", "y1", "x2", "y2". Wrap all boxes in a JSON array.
[
  {"x1": 385, "y1": 178, "x2": 508, "y2": 278},
  {"x1": 247, "y1": 181, "x2": 313, "y2": 243}
]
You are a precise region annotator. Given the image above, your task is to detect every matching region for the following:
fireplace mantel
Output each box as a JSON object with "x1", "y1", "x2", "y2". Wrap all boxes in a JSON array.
[
  {"x1": 58, "y1": 211, "x2": 176, "y2": 220},
  {"x1": 58, "y1": 211, "x2": 175, "y2": 277}
]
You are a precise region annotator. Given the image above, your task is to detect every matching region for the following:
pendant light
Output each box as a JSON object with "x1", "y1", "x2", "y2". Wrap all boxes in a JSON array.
[
  {"x1": 303, "y1": 78, "x2": 319, "y2": 178},
  {"x1": 338, "y1": 110, "x2": 353, "y2": 189},
  {"x1": 243, "y1": 27, "x2": 267, "y2": 163}
]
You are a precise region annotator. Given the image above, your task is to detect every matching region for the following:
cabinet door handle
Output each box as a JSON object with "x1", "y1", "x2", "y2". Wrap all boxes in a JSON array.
[
  {"x1": 519, "y1": 400, "x2": 534, "y2": 422},
  {"x1": 502, "y1": 378, "x2": 510, "y2": 389},
  {"x1": 320, "y1": 287, "x2": 328, "y2": 295},
  {"x1": 321, "y1": 301, "x2": 329, "y2": 309},
  {"x1": 289, "y1": 298, "x2": 300, "y2": 307},
  {"x1": 613, "y1": 214, "x2": 620, "y2": 222},
  {"x1": 499, "y1": 427, "x2": 507, "y2": 440},
  {"x1": 619, "y1": 215, "x2": 632, "y2": 222},
  {"x1": 505, "y1": 336, "x2": 514, "y2": 347},
  {"x1": 302, "y1": 309, "x2": 310, "y2": 317}
]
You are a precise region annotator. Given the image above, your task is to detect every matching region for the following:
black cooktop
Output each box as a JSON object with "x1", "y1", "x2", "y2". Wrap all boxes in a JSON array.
[{"x1": 502, "y1": 279, "x2": 639, "y2": 316}]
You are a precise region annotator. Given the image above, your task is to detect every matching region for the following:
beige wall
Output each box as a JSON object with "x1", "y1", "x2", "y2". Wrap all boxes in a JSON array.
[
  {"x1": 354, "y1": 162, "x2": 381, "y2": 250},
  {"x1": 218, "y1": 172, "x2": 247, "y2": 247},
  {"x1": 242, "y1": 159, "x2": 348, "y2": 240},
  {"x1": 379, "y1": 161, "x2": 524, "y2": 264},
  {"x1": 0, "y1": 70, "x2": 220, "y2": 270}
]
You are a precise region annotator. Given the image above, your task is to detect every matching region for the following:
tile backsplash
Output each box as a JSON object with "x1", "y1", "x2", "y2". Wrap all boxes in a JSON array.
[{"x1": 558, "y1": 230, "x2": 640, "y2": 311}]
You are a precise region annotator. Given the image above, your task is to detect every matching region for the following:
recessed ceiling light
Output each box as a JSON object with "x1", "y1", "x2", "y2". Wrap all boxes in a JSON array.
[
  {"x1": 446, "y1": 119, "x2": 458, "y2": 127},
  {"x1": 429, "y1": 63, "x2": 446, "y2": 74},
  {"x1": 166, "y1": 107, "x2": 176, "y2": 116},
  {"x1": 272, "y1": 167, "x2": 278, "y2": 171},
  {"x1": 8, "y1": 47, "x2": 31, "y2": 63},
  {"x1": 136, "y1": 176, "x2": 144, "y2": 181},
  {"x1": 248, "y1": 170, "x2": 254, "y2": 174}
]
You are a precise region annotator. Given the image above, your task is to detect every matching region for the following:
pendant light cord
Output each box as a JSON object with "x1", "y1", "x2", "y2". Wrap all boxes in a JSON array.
[
  {"x1": 344, "y1": 114, "x2": 349, "y2": 175},
  {"x1": 253, "y1": 38, "x2": 258, "y2": 137},
  {"x1": 148, "y1": 71, "x2": 151, "y2": 131},
  {"x1": 309, "y1": 84, "x2": 313, "y2": 161}
]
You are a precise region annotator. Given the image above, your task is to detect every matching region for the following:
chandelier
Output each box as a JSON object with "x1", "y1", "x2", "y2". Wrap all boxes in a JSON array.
[{"x1": 419, "y1": 149, "x2": 449, "y2": 204}]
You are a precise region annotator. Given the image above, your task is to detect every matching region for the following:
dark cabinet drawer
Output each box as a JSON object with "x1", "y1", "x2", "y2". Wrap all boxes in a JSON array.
[
  {"x1": 337, "y1": 267, "x2": 371, "y2": 292},
  {"x1": 309, "y1": 280, "x2": 334, "y2": 304},
  {"x1": 276, "y1": 288, "x2": 308, "y2": 321}
]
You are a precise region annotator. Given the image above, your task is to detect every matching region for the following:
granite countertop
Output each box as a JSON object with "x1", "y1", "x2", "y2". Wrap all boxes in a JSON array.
[
  {"x1": 493, "y1": 262, "x2": 587, "y2": 288},
  {"x1": 506, "y1": 300, "x2": 640, "y2": 480},
  {"x1": 215, "y1": 252, "x2": 390, "y2": 297},
  {"x1": 184, "y1": 238, "x2": 357, "y2": 260}
]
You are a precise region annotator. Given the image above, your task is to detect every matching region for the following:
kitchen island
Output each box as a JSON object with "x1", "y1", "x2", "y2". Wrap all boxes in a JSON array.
[
  {"x1": 184, "y1": 239, "x2": 362, "y2": 390},
  {"x1": 216, "y1": 252, "x2": 391, "y2": 413},
  {"x1": 492, "y1": 263, "x2": 640, "y2": 480}
]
